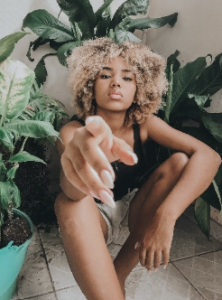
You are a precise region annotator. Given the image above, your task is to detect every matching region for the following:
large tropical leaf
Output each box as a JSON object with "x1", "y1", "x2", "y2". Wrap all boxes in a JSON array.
[
  {"x1": 170, "y1": 57, "x2": 208, "y2": 114},
  {"x1": 119, "y1": 13, "x2": 178, "y2": 32},
  {"x1": 193, "y1": 53, "x2": 222, "y2": 96},
  {"x1": 4, "y1": 120, "x2": 59, "y2": 139},
  {"x1": 115, "y1": 28, "x2": 141, "y2": 43},
  {"x1": 8, "y1": 151, "x2": 46, "y2": 164},
  {"x1": 0, "y1": 58, "x2": 35, "y2": 122},
  {"x1": 110, "y1": 0, "x2": 150, "y2": 29},
  {"x1": 194, "y1": 197, "x2": 210, "y2": 237},
  {"x1": 0, "y1": 128, "x2": 14, "y2": 151},
  {"x1": 0, "y1": 32, "x2": 28, "y2": 63},
  {"x1": 23, "y1": 9, "x2": 74, "y2": 43},
  {"x1": 57, "y1": 41, "x2": 82, "y2": 66},
  {"x1": 201, "y1": 113, "x2": 222, "y2": 143},
  {"x1": 95, "y1": 0, "x2": 113, "y2": 21},
  {"x1": 57, "y1": 0, "x2": 96, "y2": 38}
]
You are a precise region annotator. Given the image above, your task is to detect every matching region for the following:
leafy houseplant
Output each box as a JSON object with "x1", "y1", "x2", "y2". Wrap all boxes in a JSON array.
[
  {"x1": 22, "y1": 0, "x2": 178, "y2": 85},
  {"x1": 0, "y1": 32, "x2": 68, "y2": 300},
  {"x1": 147, "y1": 51, "x2": 222, "y2": 237}
]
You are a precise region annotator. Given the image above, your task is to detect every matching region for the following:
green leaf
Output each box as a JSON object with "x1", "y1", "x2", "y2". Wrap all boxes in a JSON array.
[
  {"x1": 201, "y1": 182, "x2": 221, "y2": 210},
  {"x1": 187, "y1": 94, "x2": 209, "y2": 110},
  {"x1": 8, "y1": 151, "x2": 46, "y2": 164},
  {"x1": 120, "y1": 13, "x2": 178, "y2": 32},
  {"x1": 57, "y1": 41, "x2": 82, "y2": 66},
  {"x1": 23, "y1": 9, "x2": 74, "y2": 43},
  {"x1": 0, "y1": 128, "x2": 14, "y2": 151},
  {"x1": 57, "y1": 0, "x2": 96, "y2": 38},
  {"x1": 7, "y1": 164, "x2": 19, "y2": 180},
  {"x1": 115, "y1": 28, "x2": 141, "y2": 43},
  {"x1": 193, "y1": 53, "x2": 222, "y2": 96},
  {"x1": 95, "y1": 0, "x2": 113, "y2": 21},
  {"x1": 5, "y1": 120, "x2": 59, "y2": 139},
  {"x1": 0, "y1": 57, "x2": 35, "y2": 122},
  {"x1": 110, "y1": 0, "x2": 150, "y2": 29},
  {"x1": 201, "y1": 113, "x2": 222, "y2": 143},
  {"x1": 194, "y1": 197, "x2": 210, "y2": 237},
  {"x1": 167, "y1": 50, "x2": 181, "y2": 73},
  {"x1": 170, "y1": 57, "x2": 208, "y2": 114},
  {"x1": 0, "y1": 181, "x2": 21, "y2": 210},
  {"x1": 0, "y1": 32, "x2": 28, "y2": 63},
  {"x1": 34, "y1": 56, "x2": 48, "y2": 87}
]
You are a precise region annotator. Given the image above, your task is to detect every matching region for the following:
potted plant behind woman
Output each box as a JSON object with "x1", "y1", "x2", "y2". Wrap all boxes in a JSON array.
[{"x1": 0, "y1": 32, "x2": 68, "y2": 300}]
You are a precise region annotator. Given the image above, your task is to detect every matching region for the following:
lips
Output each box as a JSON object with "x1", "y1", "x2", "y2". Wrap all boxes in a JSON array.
[{"x1": 108, "y1": 91, "x2": 123, "y2": 100}]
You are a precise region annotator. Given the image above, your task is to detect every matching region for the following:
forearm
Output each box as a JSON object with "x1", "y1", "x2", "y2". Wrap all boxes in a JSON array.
[
  {"x1": 60, "y1": 170, "x2": 87, "y2": 201},
  {"x1": 158, "y1": 149, "x2": 221, "y2": 221}
]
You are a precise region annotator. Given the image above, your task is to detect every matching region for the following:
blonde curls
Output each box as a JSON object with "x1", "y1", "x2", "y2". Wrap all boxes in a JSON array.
[{"x1": 67, "y1": 37, "x2": 168, "y2": 126}]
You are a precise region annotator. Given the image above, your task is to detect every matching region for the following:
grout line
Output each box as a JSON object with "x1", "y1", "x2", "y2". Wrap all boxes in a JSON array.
[
  {"x1": 170, "y1": 248, "x2": 222, "y2": 263},
  {"x1": 16, "y1": 291, "x2": 56, "y2": 300},
  {"x1": 37, "y1": 229, "x2": 59, "y2": 300},
  {"x1": 172, "y1": 262, "x2": 207, "y2": 300}
]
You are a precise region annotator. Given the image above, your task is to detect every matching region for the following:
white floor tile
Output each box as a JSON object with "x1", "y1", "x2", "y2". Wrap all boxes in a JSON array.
[{"x1": 16, "y1": 230, "x2": 53, "y2": 299}]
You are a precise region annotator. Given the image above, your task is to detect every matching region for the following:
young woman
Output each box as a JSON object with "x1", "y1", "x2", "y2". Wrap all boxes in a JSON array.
[{"x1": 55, "y1": 38, "x2": 221, "y2": 300}]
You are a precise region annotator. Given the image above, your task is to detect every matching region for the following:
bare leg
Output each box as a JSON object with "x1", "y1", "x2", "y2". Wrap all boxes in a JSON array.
[
  {"x1": 55, "y1": 193, "x2": 125, "y2": 300},
  {"x1": 114, "y1": 152, "x2": 189, "y2": 289}
]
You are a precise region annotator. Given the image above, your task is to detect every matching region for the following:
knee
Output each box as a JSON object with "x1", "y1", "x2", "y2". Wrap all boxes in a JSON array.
[
  {"x1": 163, "y1": 152, "x2": 189, "y2": 180},
  {"x1": 170, "y1": 152, "x2": 189, "y2": 173}
]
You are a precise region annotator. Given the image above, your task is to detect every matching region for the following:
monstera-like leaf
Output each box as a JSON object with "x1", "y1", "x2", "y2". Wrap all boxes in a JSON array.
[{"x1": 0, "y1": 57, "x2": 35, "y2": 123}]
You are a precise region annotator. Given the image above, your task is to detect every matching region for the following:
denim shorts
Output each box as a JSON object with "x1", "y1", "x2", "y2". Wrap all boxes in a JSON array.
[{"x1": 96, "y1": 188, "x2": 138, "y2": 245}]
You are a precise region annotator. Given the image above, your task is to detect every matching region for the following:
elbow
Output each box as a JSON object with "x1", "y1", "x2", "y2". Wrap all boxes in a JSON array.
[{"x1": 210, "y1": 149, "x2": 221, "y2": 171}]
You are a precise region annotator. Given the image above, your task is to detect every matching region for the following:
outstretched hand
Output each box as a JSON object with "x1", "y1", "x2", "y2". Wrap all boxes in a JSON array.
[{"x1": 60, "y1": 116, "x2": 138, "y2": 207}]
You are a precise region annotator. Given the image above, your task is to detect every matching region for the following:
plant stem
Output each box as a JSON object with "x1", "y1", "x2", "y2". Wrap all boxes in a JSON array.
[
  {"x1": 8, "y1": 202, "x2": 13, "y2": 222},
  {"x1": 20, "y1": 137, "x2": 28, "y2": 152}
]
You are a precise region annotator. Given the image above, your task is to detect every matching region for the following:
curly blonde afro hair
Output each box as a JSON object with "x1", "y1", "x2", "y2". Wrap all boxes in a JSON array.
[{"x1": 67, "y1": 37, "x2": 167, "y2": 126}]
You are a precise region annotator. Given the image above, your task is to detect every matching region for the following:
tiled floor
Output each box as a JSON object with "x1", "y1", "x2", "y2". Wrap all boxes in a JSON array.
[{"x1": 12, "y1": 206, "x2": 222, "y2": 300}]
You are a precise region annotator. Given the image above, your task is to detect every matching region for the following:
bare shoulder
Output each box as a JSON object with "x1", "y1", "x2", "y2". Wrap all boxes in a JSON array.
[{"x1": 57, "y1": 120, "x2": 83, "y2": 155}]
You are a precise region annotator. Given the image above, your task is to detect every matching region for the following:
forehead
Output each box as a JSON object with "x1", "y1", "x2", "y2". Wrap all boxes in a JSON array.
[{"x1": 102, "y1": 56, "x2": 132, "y2": 72}]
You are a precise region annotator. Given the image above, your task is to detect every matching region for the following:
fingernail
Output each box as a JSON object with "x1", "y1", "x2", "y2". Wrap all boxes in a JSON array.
[
  {"x1": 163, "y1": 265, "x2": 167, "y2": 270},
  {"x1": 85, "y1": 116, "x2": 94, "y2": 125},
  {"x1": 89, "y1": 190, "x2": 98, "y2": 199},
  {"x1": 154, "y1": 268, "x2": 158, "y2": 272},
  {"x1": 100, "y1": 170, "x2": 114, "y2": 189},
  {"x1": 126, "y1": 151, "x2": 138, "y2": 164},
  {"x1": 99, "y1": 190, "x2": 116, "y2": 208},
  {"x1": 134, "y1": 242, "x2": 139, "y2": 249}
]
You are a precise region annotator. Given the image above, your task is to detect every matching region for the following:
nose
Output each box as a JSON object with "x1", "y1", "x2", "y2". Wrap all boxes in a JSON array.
[{"x1": 110, "y1": 78, "x2": 120, "y2": 87}]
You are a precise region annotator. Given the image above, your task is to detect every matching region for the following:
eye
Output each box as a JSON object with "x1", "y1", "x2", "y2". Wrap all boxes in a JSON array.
[
  {"x1": 123, "y1": 77, "x2": 133, "y2": 81},
  {"x1": 100, "y1": 74, "x2": 111, "y2": 79}
]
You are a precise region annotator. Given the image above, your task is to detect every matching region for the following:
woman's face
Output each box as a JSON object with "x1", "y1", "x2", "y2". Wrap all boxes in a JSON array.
[{"x1": 94, "y1": 57, "x2": 137, "y2": 113}]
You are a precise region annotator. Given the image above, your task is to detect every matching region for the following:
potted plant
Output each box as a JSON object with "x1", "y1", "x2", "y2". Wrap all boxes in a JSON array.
[{"x1": 0, "y1": 32, "x2": 68, "y2": 300}]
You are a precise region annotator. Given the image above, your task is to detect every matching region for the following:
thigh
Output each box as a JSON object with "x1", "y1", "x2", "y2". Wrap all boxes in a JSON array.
[
  {"x1": 128, "y1": 152, "x2": 188, "y2": 231},
  {"x1": 55, "y1": 192, "x2": 109, "y2": 242}
]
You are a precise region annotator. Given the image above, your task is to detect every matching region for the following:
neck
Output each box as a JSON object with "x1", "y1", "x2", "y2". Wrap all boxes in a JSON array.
[{"x1": 96, "y1": 109, "x2": 126, "y2": 134}]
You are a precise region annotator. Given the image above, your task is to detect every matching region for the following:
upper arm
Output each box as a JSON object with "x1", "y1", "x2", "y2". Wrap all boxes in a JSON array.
[{"x1": 143, "y1": 115, "x2": 215, "y2": 157}]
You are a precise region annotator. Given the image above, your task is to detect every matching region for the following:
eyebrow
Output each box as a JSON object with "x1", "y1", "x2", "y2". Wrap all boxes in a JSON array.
[{"x1": 102, "y1": 66, "x2": 132, "y2": 73}]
